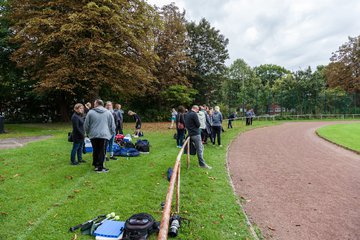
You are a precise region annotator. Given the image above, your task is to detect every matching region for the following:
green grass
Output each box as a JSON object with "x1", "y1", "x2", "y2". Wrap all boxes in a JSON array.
[
  {"x1": 0, "y1": 120, "x2": 278, "y2": 240},
  {"x1": 316, "y1": 122, "x2": 360, "y2": 152}
]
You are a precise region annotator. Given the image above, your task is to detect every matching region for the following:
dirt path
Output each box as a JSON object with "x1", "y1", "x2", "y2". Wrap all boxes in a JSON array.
[
  {"x1": 228, "y1": 122, "x2": 360, "y2": 240},
  {"x1": 0, "y1": 135, "x2": 52, "y2": 149}
]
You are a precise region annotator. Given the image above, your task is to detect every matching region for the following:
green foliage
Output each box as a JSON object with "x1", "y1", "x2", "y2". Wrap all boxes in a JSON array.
[
  {"x1": 187, "y1": 18, "x2": 229, "y2": 104},
  {"x1": 254, "y1": 64, "x2": 290, "y2": 87},
  {"x1": 161, "y1": 84, "x2": 197, "y2": 108}
]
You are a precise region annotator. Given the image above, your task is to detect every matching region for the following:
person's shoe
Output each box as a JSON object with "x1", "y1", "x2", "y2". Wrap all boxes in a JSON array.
[
  {"x1": 94, "y1": 167, "x2": 101, "y2": 172},
  {"x1": 71, "y1": 162, "x2": 79, "y2": 165},
  {"x1": 133, "y1": 135, "x2": 139, "y2": 138},
  {"x1": 219, "y1": 145, "x2": 223, "y2": 147},
  {"x1": 110, "y1": 156, "x2": 118, "y2": 160},
  {"x1": 79, "y1": 160, "x2": 86, "y2": 163},
  {"x1": 177, "y1": 145, "x2": 182, "y2": 148},
  {"x1": 200, "y1": 164, "x2": 212, "y2": 169},
  {"x1": 101, "y1": 168, "x2": 109, "y2": 173}
]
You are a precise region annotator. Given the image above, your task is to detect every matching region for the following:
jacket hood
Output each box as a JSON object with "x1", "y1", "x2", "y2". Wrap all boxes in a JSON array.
[{"x1": 92, "y1": 106, "x2": 107, "y2": 113}]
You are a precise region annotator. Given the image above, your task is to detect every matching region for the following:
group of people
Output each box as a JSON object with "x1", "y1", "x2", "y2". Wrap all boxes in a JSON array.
[
  {"x1": 245, "y1": 108, "x2": 255, "y2": 126},
  {"x1": 174, "y1": 105, "x2": 230, "y2": 148},
  {"x1": 70, "y1": 99, "x2": 141, "y2": 173}
]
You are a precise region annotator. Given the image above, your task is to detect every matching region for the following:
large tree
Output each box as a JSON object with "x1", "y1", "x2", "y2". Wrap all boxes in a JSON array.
[
  {"x1": 187, "y1": 18, "x2": 229, "y2": 104},
  {"x1": 9, "y1": 0, "x2": 159, "y2": 120},
  {"x1": 254, "y1": 64, "x2": 290, "y2": 87},
  {"x1": 224, "y1": 59, "x2": 261, "y2": 112},
  {"x1": 325, "y1": 36, "x2": 360, "y2": 94}
]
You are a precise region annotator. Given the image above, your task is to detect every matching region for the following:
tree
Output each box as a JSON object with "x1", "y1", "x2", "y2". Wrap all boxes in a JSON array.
[
  {"x1": 9, "y1": 0, "x2": 160, "y2": 120},
  {"x1": 254, "y1": 64, "x2": 290, "y2": 87},
  {"x1": 224, "y1": 59, "x2": 261, "y2": 113},
  {"x1": 161, "y1": 85, "x2": 197, "y2": 108},
  {"x1": 325, "y1": 36, "x2": 360, "y2": 94},
  {"x1": 153, "y1": 3, "x2": 192, "y2": 92},
  {"x1": 187, "y1": 18, "x2": 229, "y2": 104}
]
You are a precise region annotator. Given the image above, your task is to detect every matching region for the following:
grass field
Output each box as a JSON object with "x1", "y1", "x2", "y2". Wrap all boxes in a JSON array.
[
  {"x1": 0, "y1": 120, "x2": 278, "y2": 240},
  {"x1": 316, "y1": 122, "x2": 360, "y2": 152}
]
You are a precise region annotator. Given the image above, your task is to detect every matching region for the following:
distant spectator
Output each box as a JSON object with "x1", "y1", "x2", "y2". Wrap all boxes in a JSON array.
[
  {"x1": 211, "y1": 106, "x2": 223, "y2": 147},
  {"x1": 250, "y1": 109, "x2": 255, "y2": 126},
  {"x1": 105, "y1": 101, "x2": 118, "y2": 161},
  {"x1": 228, "y1": 111, "x2": 237, "y2": 129},
  {"x1": 169, "y1": 108, "x2": 178, "y2": 129},
  {"x1": 114, "y1": 104, "x2": 123, "y2": 134},
  {"x1": 197, "y1": 106, "x2": 206, "y2": 142},
  {"x1": 70, "y1": 103, "x2": 85, "y2": 165},
  {"x1": 245, "y1": 109, "x2": 251, "y2": 126},
  {"x1": 176, "y1": 106, "x2": 186, "y2": 148},
  {"x1": 128, "y1": 110, "x2": 142, "y2": 138},
  {"x1": 184, "y1": 105, "x2": 212, "y2": 169},
  {"x1": 84, "y1": 99, "x2": 115, "y2": 173}
]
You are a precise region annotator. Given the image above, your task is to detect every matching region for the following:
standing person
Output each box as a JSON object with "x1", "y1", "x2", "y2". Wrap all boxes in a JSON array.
[
  {"x1": 128, "y1": 110, "x2": 141, "y2": 138},
  {"x1": 175, "y1": 106, "x2": 186, "y2": 148},
  {"x1": 228, "y1": 111, "x2": 237, "y2": 129},
  {"x1": 250, "y1": 108, "x2": 255, "y2": 125},
  {"x1": 114, "y1": 104, "x2": 123, "y2": 134},
  {"x1": 70, "y1": 103, "x2": 86, "y2": 165},
  {"x1": 184, "y1": 105, "x2": 212, "y2": 169},
  {"x1": 105, "y1": 101, "x2": 118, "y2": 160},
  {"x1": 245, "y1": 109, "x2": 251, "y2": 126},
  {"x1": 84, "y1": 99, "x2": 115, "y2": 173},
  {"x1": 197, "y1": 106, "x2": 206, "y2": 143},
  {"x1": 169, "y1": 108, "x2": 177, "y2": 129},
  {"x1": 211, "y1": 106, "x2": 223, "y2": 147}
]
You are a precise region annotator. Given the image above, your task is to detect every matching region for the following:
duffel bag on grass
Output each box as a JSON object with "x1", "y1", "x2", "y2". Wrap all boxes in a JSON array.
[
  {"x1": 135, "y1": 139, "x2": 150, "y2": 153},
  {"x1": 119, "y1": 147, "x2": 140, "y2": 157}
]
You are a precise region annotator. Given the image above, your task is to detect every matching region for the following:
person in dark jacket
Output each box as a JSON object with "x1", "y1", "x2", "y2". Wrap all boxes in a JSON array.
[
  {"x1": 70, "y1": 103, "x2": 85, "y2": 165},
  {"x1": 128, "y1": 110, "x2": 142, "y2": 138},
  {"x1": 184, "y1": 105, "x2": 212, "y2": 169},
  {"x1": 228, "y1": 111, "x2": 237, "y2": 129},
  {"x1": 176, "y1": 106, "x2": 186, "y2": 148}
]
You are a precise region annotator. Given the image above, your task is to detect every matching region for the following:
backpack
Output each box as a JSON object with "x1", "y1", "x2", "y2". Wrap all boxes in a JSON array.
[
  {"x1": 119, "y1": 147, "x2": 140, "y2": 157},
  {"x1": 124, "y1": 141, "x2": 135, "y2": 149},
  {"x1": 184, "y1": 140, "x2": 196, "y2": 155},
  {"x1": 123, "y1": 213, "x2": 159, "y2": 240},
  {"x1": 135, "y1": 140, "x2": 150, "y2": 153}
]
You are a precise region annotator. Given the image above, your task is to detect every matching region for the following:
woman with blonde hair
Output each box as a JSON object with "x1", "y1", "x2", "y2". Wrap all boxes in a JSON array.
[{"x1": 70, "y1": 103, "x2": 86, "y2": 165}]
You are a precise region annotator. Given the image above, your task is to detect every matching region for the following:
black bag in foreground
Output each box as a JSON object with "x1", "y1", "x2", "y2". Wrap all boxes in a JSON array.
[
  {"x1": 123, "y1": 213, "x2": 159, "y2": 240},
  {"x1": 184, "y1": 140, "x2": 196, "y2": 155},
  {"x1": 68, "y1": 132, "x2": 73, "y2": 142}
]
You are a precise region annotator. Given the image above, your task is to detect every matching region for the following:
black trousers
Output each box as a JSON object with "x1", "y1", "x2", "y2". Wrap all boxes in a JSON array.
[
  {"x1": 246, "y1": 118, "x2": 250, "y2": 125},
  {"x1": 116, "y1": 123, "x2": 123, "y2": 134},
  {"x1": 90, "y1": 138, "x2": 108, "y2": 169},
  {"x1": 228, "y1": 120, "x2": 233, "y2": 128},
  {"x1": 212, "y1": 126, "x2": 222, "y2": 145}
]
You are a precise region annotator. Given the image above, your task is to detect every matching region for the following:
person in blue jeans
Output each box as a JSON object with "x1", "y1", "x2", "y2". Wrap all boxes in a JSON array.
[
  {"x1": 184, "y1": 105, "x2": 212, "y2": 169},
  {"x1": 105, "y1": 101, "x2": 118, "y2": 160},
  {"x1": 70, "y1": 103, "x2": 85, "y2": 165},
  {"x1": 176, "y1": 106, "x2": 186, "y2": 148}
]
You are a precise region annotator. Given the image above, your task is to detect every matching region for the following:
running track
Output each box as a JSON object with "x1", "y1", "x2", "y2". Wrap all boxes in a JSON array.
[{"x1": 228, "y1": 122, "x2": 360, "y2": 240}]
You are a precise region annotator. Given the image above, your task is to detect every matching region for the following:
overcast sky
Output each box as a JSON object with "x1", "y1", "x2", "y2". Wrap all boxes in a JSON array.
[{"x1": 147, "y1": 0, "x2": 360, "y2": 71}]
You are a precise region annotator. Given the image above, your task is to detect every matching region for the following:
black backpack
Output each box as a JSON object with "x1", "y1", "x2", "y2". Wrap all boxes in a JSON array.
[
  {"x1": 184, "y1": 140, "x2": 196, "y2": 155},
  {"x1": 135, "y1": 139, "x2": 150, "y2": 153},
  {"x1": 124, "y1": 141, "x2": 135, "y2": 149},
  {"x1": 123, "y1": 213, "x2": 159, "y2": 240}
]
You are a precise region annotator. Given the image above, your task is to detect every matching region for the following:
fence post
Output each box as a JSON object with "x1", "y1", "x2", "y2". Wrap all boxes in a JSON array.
[
  {"x1": 186, "y1": 139, "x2": 190, "y2": 169},
  {"x1": 176, "y1": 162, "x2": 181, "y2": 213}
]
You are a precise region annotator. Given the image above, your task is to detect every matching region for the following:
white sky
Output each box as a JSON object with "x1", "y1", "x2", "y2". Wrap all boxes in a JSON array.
[{"x1": 147, "y1": 0, "x2": 360, "y2": 71}]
